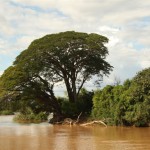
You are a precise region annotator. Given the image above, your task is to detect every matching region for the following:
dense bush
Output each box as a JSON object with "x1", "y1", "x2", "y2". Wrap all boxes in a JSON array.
[
  {"x1": 59, "y1": 88, "x2": 93, "y2": 118},
  {"x1": 123, "y1": 68, "x2": 150, "y2": 126},
  {"x1": 92, "y1": 85, "x2": 125, "y2": 125},
  {"x1": 13, "y1": 107, "x2": 48, "y2": 123},
  {"x1": 92, "y1": 68, "x2": 150, "y2": 127},
  {"x1": 0, "y1": 110, "x2": 14, "y2": 115}
]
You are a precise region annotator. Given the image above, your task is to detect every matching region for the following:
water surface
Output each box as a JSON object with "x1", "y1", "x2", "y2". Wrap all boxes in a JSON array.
[{"x1": 0, "y1": 115, "x2": 150, "y2": 150}]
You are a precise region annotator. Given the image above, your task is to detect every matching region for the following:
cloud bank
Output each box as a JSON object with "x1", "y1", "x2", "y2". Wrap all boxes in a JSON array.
[{"x1": 0, "y1": 0, "x2": 150, "y2": 93}]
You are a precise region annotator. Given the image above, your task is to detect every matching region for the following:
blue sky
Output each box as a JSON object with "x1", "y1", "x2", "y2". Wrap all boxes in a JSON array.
[{"x1": 0, "y1": 0, "x2": 150, "y2": 94}]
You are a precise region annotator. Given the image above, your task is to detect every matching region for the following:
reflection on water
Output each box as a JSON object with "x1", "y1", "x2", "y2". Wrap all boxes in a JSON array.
[{"x1": 0, "y1": 116, "x2": 150, "y2": 150}]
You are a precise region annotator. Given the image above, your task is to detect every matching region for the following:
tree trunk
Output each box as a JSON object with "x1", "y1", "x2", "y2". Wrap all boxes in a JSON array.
[
  {"x1": 36, "y1": 92, "x2": 63, "y2": 123},
  {"x1": 72, "y1": 78, "x2": 77, "y2": 102},
  {"x1": 63, "y1": 75, "x2": 75, "y2": 103}
]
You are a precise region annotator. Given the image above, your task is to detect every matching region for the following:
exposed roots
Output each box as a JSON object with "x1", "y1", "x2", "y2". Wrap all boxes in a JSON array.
[
  {"x1": 62, "y1": 112, "x2": 82, "y2": 125},
  {"x1": 55, "y1": 112, "x2": 107, "y2": 127}
]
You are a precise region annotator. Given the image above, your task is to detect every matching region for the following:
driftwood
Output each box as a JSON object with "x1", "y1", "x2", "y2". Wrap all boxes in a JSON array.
[
  {"x1": 74, "y1": 112, "x2": 82, "y2": 124},
  {"x1": 63, "y1": 118, "x2": 73, "y2": 125},
  {"x1": 62, "y1": 112, "x2": 82, "y2": 125},
  {"x1": 51, "y1": 112, "x2": 107, "y2": 127},
  {"x1": 80, "y1": 120, "x2": 107, "y2": 127}
]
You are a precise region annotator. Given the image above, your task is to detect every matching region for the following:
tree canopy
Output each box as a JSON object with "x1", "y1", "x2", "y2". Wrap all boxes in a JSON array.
[{"x1": 0, "y1": 31, "x2": 112, "y2": 119}]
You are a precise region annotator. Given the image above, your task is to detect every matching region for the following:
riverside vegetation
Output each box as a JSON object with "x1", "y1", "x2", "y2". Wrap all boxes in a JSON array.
[
  {"x1": 0, "y1": 31, "x2": 149, "y2": 127},
  {"x1": 92, "y1": 67, "x2": 150, "y2": 127}
]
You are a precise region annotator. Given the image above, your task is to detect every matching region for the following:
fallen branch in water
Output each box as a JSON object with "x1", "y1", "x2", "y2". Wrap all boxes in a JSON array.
[
  {"x1": 80, "y1": 120, "x2": 107, "y2": 127},
  {"x1": 74, "y1": 112, "x2": 82, "y2": 124},
  {"x1": 63, "y1": 118, "x2": 73, "y2": 125},
  {"x1": 62, "y1": 112, "x2": 82, "y2": 125}
]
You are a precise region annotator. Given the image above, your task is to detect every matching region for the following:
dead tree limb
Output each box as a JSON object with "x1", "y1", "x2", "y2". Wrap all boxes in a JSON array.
[
  {"x1": 80, "y1": 120, "x2": 107, "y2": 127},
  {"x1": 74, "y1": 112, "x2": 82, "y2": 124},
  {"x1": 63, "y1": 118, "x2": 73, "y2": 125}
]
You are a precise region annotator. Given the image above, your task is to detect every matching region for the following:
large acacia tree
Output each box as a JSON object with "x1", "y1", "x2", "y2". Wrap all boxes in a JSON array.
[{"x1": 0, "y1": 31, "x2": 112, "y2": 118}]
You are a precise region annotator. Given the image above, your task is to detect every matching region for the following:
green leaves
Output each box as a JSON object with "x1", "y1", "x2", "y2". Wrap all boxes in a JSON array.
[
  {"x1": 13, "y1": 31, "x2": 112, "y2": 102},
  {"x1": 91, "y1": 67, "x2": 150, "y2": 127},
  {"x1": 0, "y1": 31, "x2": 112, "y2": 118},
  {"x1": 0, "y1": 66, "x2": 29, "y2": 90}
]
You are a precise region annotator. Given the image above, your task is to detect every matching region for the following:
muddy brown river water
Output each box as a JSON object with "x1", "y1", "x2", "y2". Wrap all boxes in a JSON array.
[{"x1": 0, "y1": 115, "x2": 150, "y2": 150}]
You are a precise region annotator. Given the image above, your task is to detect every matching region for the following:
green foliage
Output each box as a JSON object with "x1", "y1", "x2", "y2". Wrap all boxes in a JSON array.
[
  {"x1": 0, "y1": 110, "x2": 13, "y2": 115},
  {"x1": 0, "y1": 31, "x2": 112, "y2": 119},
  {"x1": 59, "y1": 88, "x2": 93, "y2": 118},
  {"x1": 61, "y1": 101, "x2": 79, "y2": 118},
  {"x1": 77, "y1": 88, "x2": 93, "y2": 115},
  {"x1": 13, "y1": 107, "x2": 48, "y2": 123},
  {"x1": 123, "y1": 68, "x2": 150, "y2": 127},
  {"x1": 92, "y1": 85, "x2": 119, "y2": 125},
  {"x1": 92, "y1": 67, "x2": 150, "y2": 127}
]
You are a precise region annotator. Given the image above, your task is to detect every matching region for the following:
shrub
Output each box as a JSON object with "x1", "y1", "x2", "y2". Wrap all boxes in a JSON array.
[
  {"x1": 91, "y1": 68, "x2": 150, "y2": 127},
  {"x1": 60, "y1": 88, "x2": 93, "y2": 118},
  {"x1": 13, "y1": 108, "x2": 48, "y2": 123},
  {"x1": 0, "y1": 110, "x2": 13, "y2": 115}
]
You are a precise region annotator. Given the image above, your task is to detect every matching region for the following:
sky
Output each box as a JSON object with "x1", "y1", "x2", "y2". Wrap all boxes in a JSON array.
[{"x1": 0, "y1": 0, "x2": 150, "y2": 94}]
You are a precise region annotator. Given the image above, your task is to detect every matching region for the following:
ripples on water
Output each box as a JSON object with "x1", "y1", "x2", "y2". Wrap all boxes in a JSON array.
[{"x1": 0, "y1": 115, "x2": 150, "y2": 150}]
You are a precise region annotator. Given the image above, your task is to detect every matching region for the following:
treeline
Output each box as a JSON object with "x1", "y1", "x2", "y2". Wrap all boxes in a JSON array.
[
  {"x1": 0, "y1": 32, "x2": 149, "y2": 126},
  {"x1": 0, "y1": 67, "x2": 149, "y2": 126},
  {"x1": 0, "y1": 87, "x2": 93, "y2": 123},
  {"x1": 92, "y1": 67, "x2": 150, "y2": 127}
]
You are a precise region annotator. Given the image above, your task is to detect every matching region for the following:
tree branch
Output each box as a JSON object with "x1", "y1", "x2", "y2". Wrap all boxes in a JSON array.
[{"x1": 77, "y1": 77, "x2": 87, "y2": 97}]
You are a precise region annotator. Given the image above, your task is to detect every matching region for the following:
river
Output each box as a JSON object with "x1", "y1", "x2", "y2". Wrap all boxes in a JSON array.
[{"x1": 0, "y1": 115, "x2": 150, "y2": 150}]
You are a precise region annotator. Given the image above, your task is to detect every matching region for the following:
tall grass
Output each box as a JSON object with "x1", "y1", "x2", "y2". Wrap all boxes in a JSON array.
[{"x1": 13, "y1": 108, "x2": 48, "y2": 123}]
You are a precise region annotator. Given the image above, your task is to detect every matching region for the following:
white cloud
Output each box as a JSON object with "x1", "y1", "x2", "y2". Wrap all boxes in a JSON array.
[
  {"x1": 16, "y1": 36, "x2": 38, "y2": 49},
  {"x1": 139, "y1": 49, "x2": 150, "y2": 69},
  {"x1": 0, "y1": 0, "x2": 150, "y2": 92},
  {"x1": 107, "y1": 36, "x2": 120, "y2": 47},
  {"x1": 103, "y1": 42, "x2": 150, "y2": 85},
  {"x1": 0, "y1": 39, "x2": 12, "y2": 55},
  {"x1": 99, "y1": 26, "x2": 119, "y2": 33},
  {"x1": 140, "y1": 61, "x2": 150, "y2": 69},
  {"x1": 0, "y1": 71, "x2": 3, "y2": 76}
]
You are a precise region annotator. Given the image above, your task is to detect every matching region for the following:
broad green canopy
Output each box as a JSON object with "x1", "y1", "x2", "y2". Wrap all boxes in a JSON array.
[{"x1": 0, "y1": 31, "x2": 112, "y2": 117}]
